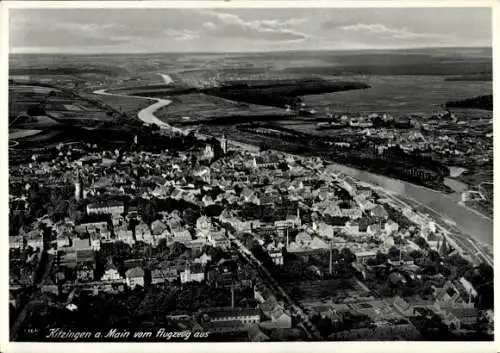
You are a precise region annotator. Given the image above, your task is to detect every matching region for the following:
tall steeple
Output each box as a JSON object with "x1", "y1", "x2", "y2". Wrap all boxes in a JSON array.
[
  {"x1": 74, "y1": 169, "x2": 82, "y2": 201},
  {"x1": 220, "y1": 133, "x2": 228, "y2": 155},
  {"x1": 439, "y1": 235, "x2": 449, "y2": 258}
]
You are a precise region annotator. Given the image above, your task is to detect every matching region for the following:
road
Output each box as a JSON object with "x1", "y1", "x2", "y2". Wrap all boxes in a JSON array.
[{"x1": 227, "y1": 232, "x2": 323, "y2": 340}]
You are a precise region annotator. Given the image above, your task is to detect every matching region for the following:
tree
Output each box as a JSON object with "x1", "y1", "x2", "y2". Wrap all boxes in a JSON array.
[
  {"x1": 388, "y1": 246, "x2": 400, "y2": 260},
  {"x1": 341, "y1": 248, "x2": 355, "y2": 264}
]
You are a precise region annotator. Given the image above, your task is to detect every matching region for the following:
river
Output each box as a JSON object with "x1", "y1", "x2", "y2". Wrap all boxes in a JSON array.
[
  {"x1": 94, "y1": 75, "x2": 493, "y2": 247},
  {"x1": 325, "y1": 163, "x2": 493, "y2": 246}
]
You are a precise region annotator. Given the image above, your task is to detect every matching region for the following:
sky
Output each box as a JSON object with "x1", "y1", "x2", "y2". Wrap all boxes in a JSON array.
[{"x1": 9, "y1": 7, "x2": 492, "y2": 54}]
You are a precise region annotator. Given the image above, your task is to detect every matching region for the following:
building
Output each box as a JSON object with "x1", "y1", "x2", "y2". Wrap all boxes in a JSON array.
[
  {"x1": 459, "y1": 277, "x2": 478, "y2": 300},
  {"x1": 101, "y1": 258, "x2": 123, "y2": 283},
  {"x1": 220, "y1": 134, "x2": 228, "y2": 155},
  {"x1": 135, "y1": 222, "x2": 155, "y2": 245},
  {"x1": 75, "y1": 222, "x2": 108, "y2": 235},
  {"x1": 355, "y1": 251, "x2": 377, "y2": 264},
  {"x1": 172, "y1": 228, "x2": 192, "y2": 244},
  {"x1": 201, "y1": 307, "x2": 261, "y2": 325},
  {"x1": 268, "y1": 248, "x2": 284, "y2": 266},
  {"x1": 260, "y1": 306, "x2": 292, "y2": 329},
  {"x1": 207, "y1": 230, "x2": 230, "y2": 249},
  {"x1": 151, "y1": 269, "x2": 169, "y2": 285},
  {"x1": 125, "y1": 267, "x2": 145, "y2": 289},
  {"x1": 252, "y1": 154, "x2": 280, "y2": 169},
  {"x1": 202, "y1": 145, "x2": 215, "y2": 162},
  {"x1": 74, "y1": 169, "x2": 83, "y2": 201},
  {"x1": 196, "y1": 216, "x2": 214, "y2": 238},
  {"x1": 180, "y1": 264, "x2": 205, "y2": 284},
  {"x1": 86, "y1": 201, "x2": 124, "y2": 216}
]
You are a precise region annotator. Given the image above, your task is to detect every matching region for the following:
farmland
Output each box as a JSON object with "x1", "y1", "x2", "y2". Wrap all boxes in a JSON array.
[{"x1": 155, "y1": 93, "x2": 292, "y2": 124}]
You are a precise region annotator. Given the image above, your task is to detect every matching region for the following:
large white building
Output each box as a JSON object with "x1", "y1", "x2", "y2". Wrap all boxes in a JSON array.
[{"x1": 86, "y1": 201, "x2": 124, "y2": 216}]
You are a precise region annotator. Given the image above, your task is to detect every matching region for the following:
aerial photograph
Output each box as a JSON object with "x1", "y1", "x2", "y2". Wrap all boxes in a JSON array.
[{"x1": 7, "y1": 6, "x2": 493, "y2": 343}]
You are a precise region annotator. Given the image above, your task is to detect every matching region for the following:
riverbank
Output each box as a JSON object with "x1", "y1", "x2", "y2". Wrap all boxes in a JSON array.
[{"x1": 97, "y1": 78, "x2": 493, "y2": 247}]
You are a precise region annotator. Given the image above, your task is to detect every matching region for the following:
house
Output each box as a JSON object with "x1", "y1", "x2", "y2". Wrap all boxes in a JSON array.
[
  {"x1": 72, "y1": 238, "x2": 91, "y2": 251},
  {"x1": 207, "y1": 230, "x2": 230, "y2": 249},
  {"x1": 151, "y1": 269, "x2": 168, "y2": 284},
  {"x1": 260, "y1": 305, "x2": 292, "y2": 329},
  {"x1": 101, "y1": 258, "x2": 123, "y2": 283},
  {"x1": 154, "y1": 265, "x2": 179, "y2": 283},
  {"x1": 458, "y1": 277, "x2": 478, "y2": 300},
  {"x1": 41, "y1": 278, "x2": 59, "y2": 296},
  {"x1": 315, "y1": 222, "x2": 335, "y2": 238},
  {"x1": 115, "y1": 227, "x2": 135, "y2": 246},
  {"x1": 194, "y1": 253, "x2": 212, "y2": 267},
  {"x1": 125, "y1": 267, "x2": 145, "y2": 289},
  {"x1": 196, "y1": 216, "x2": 214, "y2": 237},
  {"x1": 172, "y1": 228, "x2": 192, "y2": 244},
  {"x1": 355, "y1": 251, "x2": 377, "y2": 264},
  {"x1": 52, "y1": 234, "x2": 71, "y2": 249},
  {"x1": 385, "y1": 221, "x2": 399, "y2": 234},
  {"x1": 309, "y1": 236, "x2": 329, "y2": 250},
  {"x1": 252, "y1": 154, "x2": 280, "y2": 169},
  {"x1": 136, "y1": 222, "x2": 155, "y2": 246},
  {"x1": 267, "y1": 245, "x2": 284, "y2": 266},
  {"x1": 151, "y1": 220, "x2": 168, "y2": 236},
  {"x1": 180, "y1": 263, "x2": 205, "y2": 284},
  {"x1": 295, "y1": 232, "x2": 312, "y2": 248},
  {"x1": 89, "y1": 233, "x2": 102, "y2": 251},
  {"x1": 75, "y1": 222, "x2": 108, "y2": 235}
]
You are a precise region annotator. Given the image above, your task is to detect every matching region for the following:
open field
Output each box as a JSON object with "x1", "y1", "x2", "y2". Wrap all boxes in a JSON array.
[
  {"x1": 85, "y1": 93, "x2": 152, "y2": 115},
  {"x1": 155, "y1": 93, "x2": 292, "y2": 124}
]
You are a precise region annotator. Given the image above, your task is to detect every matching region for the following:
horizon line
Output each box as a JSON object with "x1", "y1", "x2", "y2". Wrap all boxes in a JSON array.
[{"x1": 9, "y1": 45, "x2": 492, "y2": 56}]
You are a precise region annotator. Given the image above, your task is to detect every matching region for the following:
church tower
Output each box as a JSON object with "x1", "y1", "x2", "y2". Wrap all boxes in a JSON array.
[
  {"x1": 439, "y1": 235, "x2": 449, "y2": 258},
  {"x1": 220, "y1": 134, "x2": 228, "y2": 155},
  {"x1": 74, "y1": 169, "x2": 83, "y2": 201}
]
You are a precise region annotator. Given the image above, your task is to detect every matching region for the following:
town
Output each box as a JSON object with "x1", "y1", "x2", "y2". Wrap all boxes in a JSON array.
[{"x1": 9, "y1": 128, "x2": 494, "y2": 341}]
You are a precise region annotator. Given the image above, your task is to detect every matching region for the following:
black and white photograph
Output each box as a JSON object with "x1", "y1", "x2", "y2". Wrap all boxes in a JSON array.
[{"x1": 3, "y1": 1, "x2": 495, "y2": 347}]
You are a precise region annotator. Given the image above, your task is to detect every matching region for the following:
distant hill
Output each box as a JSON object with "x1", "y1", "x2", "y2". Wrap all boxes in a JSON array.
[{"x1": 445, "y1": 95, "x2": 493, "y2": 111}]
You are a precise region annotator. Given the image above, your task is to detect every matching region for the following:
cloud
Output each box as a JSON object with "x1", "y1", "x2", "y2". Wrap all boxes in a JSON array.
[
  {"x1": 200, "y1": 11, "x2": 308, "y2": 42},
  {"x1": 9, "y1": 8, "x2": 490, "y2": 53},
  {"x1": 339, "y1": 23, "x2": 451, "y2": 40}
]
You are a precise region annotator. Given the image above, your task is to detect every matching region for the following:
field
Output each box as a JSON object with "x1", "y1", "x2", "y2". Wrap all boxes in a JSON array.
[
  {"x1": 86, "y1": 93, "x2": 152, "y2": 116},
  {"x1": 155, "y1": 93, "x2": 291, "y2": 124},
  {"x1": 9, "y1": 47, "x2": 493, "y2": 156}
]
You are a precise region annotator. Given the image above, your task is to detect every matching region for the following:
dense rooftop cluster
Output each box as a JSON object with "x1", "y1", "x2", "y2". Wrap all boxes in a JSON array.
[{"x1": 9, "y1": 134, "x2": 493, "y2": 341}]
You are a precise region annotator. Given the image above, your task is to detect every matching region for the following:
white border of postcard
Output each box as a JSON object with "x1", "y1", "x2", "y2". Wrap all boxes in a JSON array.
[{"x1": 0, "y1": 1, "x2": 498, "y2": 353}]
